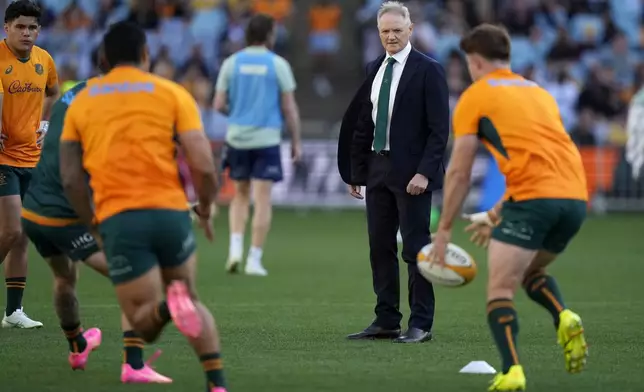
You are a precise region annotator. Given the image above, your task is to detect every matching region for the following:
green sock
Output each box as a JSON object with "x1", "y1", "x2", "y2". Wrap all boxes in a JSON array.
[
  {"x1": 524, "y1": 273, "x2": 566, "y2": 328},
  {"x1": 62, "y1": 323, "x2": 87, "y2": 353},
  {"x1": 123, "y1": 330, "x2": 145, "y2": 370},
  {"x1": 201, "y1": 353, "x2": 226, "y2": 389},
  {"x1": 5, "y1": 277, "x2": 26, "y2": 315},
  {"x1": 487, "y1": 299, "x2": 520, "y2": 374}
]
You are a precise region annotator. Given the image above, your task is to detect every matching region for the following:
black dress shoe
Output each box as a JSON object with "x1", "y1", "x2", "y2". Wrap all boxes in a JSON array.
[
  {"x1": 393, "y1": 327, "x2": 432, "y2": 343},
  {"x1": 346, "y1": 325, "x2": 401, "y2": 340}
]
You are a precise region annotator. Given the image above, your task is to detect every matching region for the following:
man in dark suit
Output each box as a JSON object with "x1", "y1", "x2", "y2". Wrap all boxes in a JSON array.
[{"x1": 337, "y1": 1, "x2": 449, "y2": 344}]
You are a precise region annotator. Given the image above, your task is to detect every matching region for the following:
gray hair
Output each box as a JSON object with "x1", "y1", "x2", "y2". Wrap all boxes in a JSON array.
[{"x1": 377, "y1": 1, "x2": 412, "y2": 26}]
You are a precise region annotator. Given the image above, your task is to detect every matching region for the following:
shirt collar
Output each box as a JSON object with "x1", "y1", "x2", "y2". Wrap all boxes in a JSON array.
[
  {"x1": 386, "y1": 42, "x2": 412, "y2": 65},
  {"x1": 245, "y1": 45, "x2": 269, "y2": 53}
]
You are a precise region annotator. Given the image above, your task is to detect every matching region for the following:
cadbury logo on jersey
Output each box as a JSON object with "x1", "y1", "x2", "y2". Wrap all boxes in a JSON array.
[{"x1": 7, "y1": 80, "x2": 43, "y2": 94}]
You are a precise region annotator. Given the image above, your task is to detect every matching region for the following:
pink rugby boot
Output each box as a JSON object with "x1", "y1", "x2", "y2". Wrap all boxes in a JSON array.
[
  {"x1": 167, "y1": 280, "x2": 202, "y2": 338},
  {"x1": 68, "y1": 327, "x2": 102, "y2": 370},
  {"x1": 121, "y1": 350, "x2": 172, "y2": 384}
]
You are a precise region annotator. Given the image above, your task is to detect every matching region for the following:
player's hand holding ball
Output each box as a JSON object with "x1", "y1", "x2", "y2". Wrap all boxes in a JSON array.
[
  {"x1": 418, "y1": 230, "x2": 477, "y2": 287},
  {"x1": 428, "y1": 228, "x2": 450, "y2": 267},
  {"x1": 418, "y1": 218, "x2": 477, "y2": 287}
]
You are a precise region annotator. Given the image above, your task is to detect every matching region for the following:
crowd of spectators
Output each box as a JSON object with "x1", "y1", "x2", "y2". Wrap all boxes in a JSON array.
[
  {"x1": 26, "y1": 0, "x2": 297, "y2": 141},
  {"x1": 358, "y1": 0, "x2": 644, "y2": 149},
  {"x1": 12, "y1": 0, "x2": 644, "y2": 152}
]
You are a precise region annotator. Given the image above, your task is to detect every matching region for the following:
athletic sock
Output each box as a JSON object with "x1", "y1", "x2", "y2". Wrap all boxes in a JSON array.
[
  {"x1": 248, "y1": 246, "x2": 263, "y2": 263},
  {"x1": 154, "y1": 301, "x2": 171, "y2": 325},
  {"x1": 487, "y1": 299, "x2": 520, "y2": 374},
  {"x1": 229, "y1": 233, "x2": 243, "y2": 260},
  {"x1": 62, "y1": 323, "x2": 88, "y2": 353},
  {"x1": 123, "y1": 330, "x2": 145, "y2": 370},
  {"x1": 523, "y1": 273, "x2": 566, "y2": 328},
  {"x1": 5, "y1": 277, "x2": 26, "y2": 315},
  {"x1": 201, "y1": 353, "x2": 226, "y2": 390}
]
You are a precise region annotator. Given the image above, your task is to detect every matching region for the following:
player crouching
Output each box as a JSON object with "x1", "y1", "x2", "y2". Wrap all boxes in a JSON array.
[{"x1": 430, "y1": 24, "x2": 589, "y2": 391}]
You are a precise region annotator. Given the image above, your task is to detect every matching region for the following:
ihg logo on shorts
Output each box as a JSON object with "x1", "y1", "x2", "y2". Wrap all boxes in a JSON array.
[{"x1": 71, "y1": 233, "x2": 95, "y2": 249}]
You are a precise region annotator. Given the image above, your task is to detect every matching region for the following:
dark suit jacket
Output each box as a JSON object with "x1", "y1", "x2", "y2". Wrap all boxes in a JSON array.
[{"x1": 337, "y1": 48, "x2": 450, "y2": 191}]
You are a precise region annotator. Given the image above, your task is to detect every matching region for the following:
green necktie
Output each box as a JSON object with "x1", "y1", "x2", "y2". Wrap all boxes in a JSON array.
[{"x1": 374, "y1": 57, "x2": 396, "y2": 153}]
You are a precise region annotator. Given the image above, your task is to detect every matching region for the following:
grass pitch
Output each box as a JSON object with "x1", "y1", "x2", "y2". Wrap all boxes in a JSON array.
[{"x1": 1, "y1": 209, "x2": 643, "y2": 391}]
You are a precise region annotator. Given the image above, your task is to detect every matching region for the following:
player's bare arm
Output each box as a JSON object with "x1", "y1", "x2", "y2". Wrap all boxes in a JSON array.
[
  {"x1": 213, "y1": 57, "x2": 231, "y2": 115},
  {"x1": 430, "y1": 134, "x2": 478, "y2": 265},
  {"x1": 212, "y1": 91, "x2": 228, "y2": 115},
  {"x1": 42, "y1": 83, "x2": 60, "y2": 120},
  {"x1": 60, "y1": 141, "x2": 94, "y2": 228},
  {"x1": 35, "y1": 84, "x2": 59, "y2": 148},
  {"x1": 178, "y1": 130, "x2": 219, "y2": 240},
  {"x1": 281, "y1": 91, "x2": 302, "y2": 161},
  {"x1": 179, "y1": 130, "x2": 219, "y2": 204}
]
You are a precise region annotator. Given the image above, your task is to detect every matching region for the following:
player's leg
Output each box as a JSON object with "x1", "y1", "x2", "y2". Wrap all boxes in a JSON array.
[
  {"x1": 163, "y1": 255, "x2": 227, "y2": 392},
  {"x1": 223, "y1": 145, "x2": 251, "y2": 272},
  {"x1": 0, "y1": 166, "x2": 41, "y2": 328},
  {"x1": 80, "y1": 249, "x2": 171, "y2": 383},
  {"x1": 227, "y1": 180, "x2": 250, "y2": 272},
  {"x1": 485, "y1": 200, "x2": 554, "y2": 391},
  {"x1": 522, "y1": 200, "x2": 588, "y2": 374},
  {"x1": 22, "y1": 218, "x2": 100, "y2": 367},
  {"x1": 522, "y1": 251, "x2": 565, "y2": 327},
  {"x1": 111, "y1": 268, "x2": 170, "y2": 341},
  {"x1": 0, "y1": 168, "x2": 22, "y2": 264},
  {"x1": 246, "y1": 179, "x2": 272, "y2": 276},
  {"x1": 245, "y1": 145, "x2": 283, "y2": 276},
  {"x1": 486, "y1": 241, "x2": 535, "y2": 391},
  {"x1": 155, "y1": 209, "x2": 227, "y2": 391},
  {"x1": 47, "y1": 254, "x2": 103, "y2": 369},
  {"x1": 99, "y1": 210, "x2": 185, "y2": 343},
  {"x1": 3, "y1": 233, "x2": 37, "y2": 326}
]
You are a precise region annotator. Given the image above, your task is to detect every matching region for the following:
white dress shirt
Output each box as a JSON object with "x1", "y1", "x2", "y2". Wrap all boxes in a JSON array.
[
  {"x1": 370, "y1": 42, "x2": 413, "y2": 151},
  {"x1": 626, "y1": 88, "x2": 644, "y2": 179}
]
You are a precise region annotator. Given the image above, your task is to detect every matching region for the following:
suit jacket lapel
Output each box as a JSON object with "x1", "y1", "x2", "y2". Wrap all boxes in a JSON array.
[
  {"x1": 367, "y1": 54, "x2": 385, "y2": 83},
  {"x1": 392, "y1": 49, "x2": 421, "y2": 116}
]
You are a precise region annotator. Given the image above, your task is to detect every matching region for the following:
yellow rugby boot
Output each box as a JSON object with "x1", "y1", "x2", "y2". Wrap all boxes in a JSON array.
[
  {"x1": 488, "y1": 365, "x2": 526, "y2": 392},
  {"x1": 488, "y1": 365, "x2": 526, "y2": 391},
  {"x1": 557, "y1": 309, "x2": 588, "y2": 374}
]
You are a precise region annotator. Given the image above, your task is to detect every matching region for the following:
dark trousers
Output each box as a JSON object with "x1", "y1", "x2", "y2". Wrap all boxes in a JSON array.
[{"x1": 365, "y1": 153, "x2": 435, "y2": 331}]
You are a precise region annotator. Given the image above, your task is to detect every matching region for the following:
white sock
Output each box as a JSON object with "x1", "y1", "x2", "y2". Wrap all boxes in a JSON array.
[
  {"x1": 247, "y1": 246, "x2": 263, "y2": 263},
  {"x1": 229, "y1": 233, "x2": 243, "y2": 260}
]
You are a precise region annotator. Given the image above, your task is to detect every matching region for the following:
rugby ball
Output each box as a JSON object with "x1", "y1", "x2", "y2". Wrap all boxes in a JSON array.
[{"x1": 417, "y1": 242, "x2": 477, "y2": 287}]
